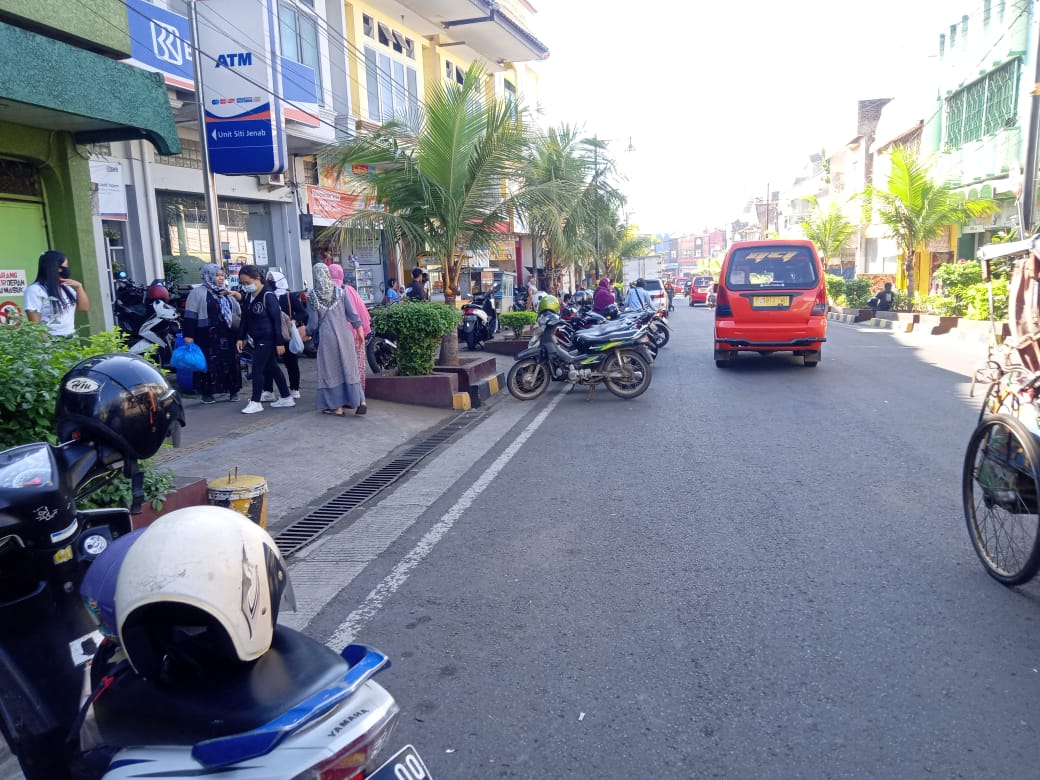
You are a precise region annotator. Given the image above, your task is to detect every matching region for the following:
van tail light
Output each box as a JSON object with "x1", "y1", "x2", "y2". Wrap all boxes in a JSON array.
[
  {"x1": 715, "y1": 285, "x2": 732, "y2": 317},
  {"x1": 811, "y1": 285, "x2": 827, "y2": 316}
]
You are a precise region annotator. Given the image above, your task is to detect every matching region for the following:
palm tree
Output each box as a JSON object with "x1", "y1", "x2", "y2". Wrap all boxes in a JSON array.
[
  {"x1": 870, "y1": 145, "x2": 999, "y2": 298},
  {"x1": 800, "y1": 196, "x2": 857, "y2": 270},
  {"x1": 327, "y1": 63, "x2": 532, "y2": 365},
  {"x1": 601, "y1": 220, "x2": 651, "y2": 281},
  {"x1": 522, "y1": 125, "x2": 591, "y2": 292}
]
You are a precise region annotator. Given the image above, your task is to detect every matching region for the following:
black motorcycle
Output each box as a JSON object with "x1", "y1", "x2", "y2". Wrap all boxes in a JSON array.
[
  {"x1": 459, "y1": 283, "x2": 500, "y2": 350},
  {"x1": 506, "y1": 310, "x2": 654, "y2": 401}
]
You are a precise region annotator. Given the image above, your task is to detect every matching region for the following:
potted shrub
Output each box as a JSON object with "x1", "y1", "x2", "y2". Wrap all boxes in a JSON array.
[
  {"x1": 369, "y1": 301, "x2": 460, "y2": 376},
  {"x1": 484, "y1": 311, "x2": 535, "y2": 356}
]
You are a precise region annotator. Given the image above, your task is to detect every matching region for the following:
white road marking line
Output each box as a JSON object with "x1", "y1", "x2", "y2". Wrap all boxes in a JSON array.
[{"x1": 324, "y1": 388, "x2": 567, "y2": 649}]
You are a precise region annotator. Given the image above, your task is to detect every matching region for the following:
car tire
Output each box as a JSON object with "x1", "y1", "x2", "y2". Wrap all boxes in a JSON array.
[
  {"x1": 714, "y1": 349, "x2": 732, "y2": 368},
  {"x1": 803, "y1": 348, "x2": 821, "y2": 367}
]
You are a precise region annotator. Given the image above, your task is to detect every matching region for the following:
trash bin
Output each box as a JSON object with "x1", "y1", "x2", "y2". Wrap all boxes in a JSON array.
[{"x1": 207, "y1": 473, "x2": 268, "y2": 528}]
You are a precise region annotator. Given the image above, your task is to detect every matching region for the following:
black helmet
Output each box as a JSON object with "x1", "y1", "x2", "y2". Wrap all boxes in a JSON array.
[
  {"x1": 636, "y1": 278, "x2": 646, "y2": 288},
  {"x1": 56, "y1": 354, "x2": 185, "y2": 460},
  {"x1": 603, "y1": 303, "x2": 620, "y2": 319},
  {"x1": 573, "y1": 290, "x2": 592, "y2": 306}
]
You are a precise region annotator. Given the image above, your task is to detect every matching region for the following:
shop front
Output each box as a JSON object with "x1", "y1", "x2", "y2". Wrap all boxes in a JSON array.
[{"x1": 306, "y1": 183, "x2": 386, "y2": 303}]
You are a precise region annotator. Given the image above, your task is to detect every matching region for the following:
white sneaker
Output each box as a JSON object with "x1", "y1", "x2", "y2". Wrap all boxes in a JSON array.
[
  {"x1": 271, "y1": 397, "x2": 296, "y2": 408},
  {"x1": 291, "y1": 389, "x2": 301, "y2": 399},
  {"x1": 259, "y1": 391, "x2": 277, "y2": 402},
  {"x1": 241, "y1": 401, "x2": 264, "y2": 414}
]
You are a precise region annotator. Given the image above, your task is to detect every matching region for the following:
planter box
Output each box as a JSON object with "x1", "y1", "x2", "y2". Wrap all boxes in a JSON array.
[
  {"x1": 481, "y1": 338, "x2": 530, "y2": 356},
  {"x1": 366, "y1": 371, "x2": 466, "y2": 408},
  {"x1": 951, "y1": 318, "x2": 1009, "y2": 343},
  {"x1": 831, "y1": 306, "x2": 874, "y2": 322},
  {"x1": 131, "y1": 476, "x2": 208, "y2": 530},
  {"x1": 434, "y1": 355, "x2": 497, "y2": 392},
  {"x1": 874, "y1": 311, "x2": 919, "y2": 324},
  {"x1": 916, "y1": 314, "x2": 959, "y2": 335}
]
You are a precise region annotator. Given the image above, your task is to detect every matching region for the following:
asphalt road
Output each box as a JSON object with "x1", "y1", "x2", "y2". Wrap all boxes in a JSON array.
[{"x1": 302, "y1": 304, "x2": 1040, "y2": 778}]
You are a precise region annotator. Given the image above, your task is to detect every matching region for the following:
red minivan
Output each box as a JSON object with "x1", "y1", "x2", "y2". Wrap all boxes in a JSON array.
[{"x1": 713, "y1": 240, "x2": 827, "y2": 368}]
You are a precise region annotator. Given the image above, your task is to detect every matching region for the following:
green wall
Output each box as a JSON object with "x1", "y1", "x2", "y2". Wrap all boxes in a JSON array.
[{"x1": 0, "y1": 0, "x2": 129, "y2": 57}]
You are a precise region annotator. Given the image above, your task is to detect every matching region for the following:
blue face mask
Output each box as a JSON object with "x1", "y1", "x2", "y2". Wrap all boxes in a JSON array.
[{"x1": 242, "y1": 283, "x2": 258, "y2": 293}]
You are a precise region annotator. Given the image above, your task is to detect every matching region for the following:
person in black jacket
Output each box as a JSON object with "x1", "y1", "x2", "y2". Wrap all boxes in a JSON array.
[
  {"x1": 259, "y1": 270, "x2": 304, "y2": 401},
  {"x1": 405, "y1": 267, "x2": 427, "y2": 301},
  {"x1": 235, "y1": 265, "x2": 293, "y2": 414},
  {"x1": 869, "y1": 282, "x2": 895, "y2": 315}
]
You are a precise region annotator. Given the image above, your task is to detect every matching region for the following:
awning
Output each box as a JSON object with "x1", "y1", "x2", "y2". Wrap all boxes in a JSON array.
[
  {"x1": 0, "y1": 21, "x2": 181, "y2": 155},
  {"x1": 373, "y1": 0, "x2": 549, "y2": 63}
]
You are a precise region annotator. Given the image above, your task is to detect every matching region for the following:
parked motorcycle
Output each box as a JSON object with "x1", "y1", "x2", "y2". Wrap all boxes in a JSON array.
[
  {"x1": 0, "y1": 354, "x2": 426, "y2": 780},
  {"x1": 459, "y1": 283, "x2": 500, "y2": 350},
  {"x1": 113, "y1": 278, "x2": 180, "y2": 368},
  {"x1": 507, "y1": 310, "x2": 654, "y2": 401},
  {"x1": 366, "y1": 330, "x2": 399, "y2": 374}
]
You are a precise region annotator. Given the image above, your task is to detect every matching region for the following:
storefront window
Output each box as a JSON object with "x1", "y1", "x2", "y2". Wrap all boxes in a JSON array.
[{"x1": 156, "y1": 192, "x2": 274, "y2": 284}]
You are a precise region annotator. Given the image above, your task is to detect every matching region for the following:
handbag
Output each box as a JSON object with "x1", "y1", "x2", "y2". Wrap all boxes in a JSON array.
[{"x1": 170, "y1": 342, "x2": 207, "y2": 372}]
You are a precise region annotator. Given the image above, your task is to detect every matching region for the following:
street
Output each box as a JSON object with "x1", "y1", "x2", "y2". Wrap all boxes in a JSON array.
[{"x1": 280, "y1": 305, "x2": 1040, "y2": 777}]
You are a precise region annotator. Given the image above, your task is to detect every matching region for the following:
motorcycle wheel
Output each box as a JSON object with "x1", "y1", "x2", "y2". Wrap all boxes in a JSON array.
[
  {"x1": 603, "y1": 349, "x2": 652, "y2": 400},
  {"x1": 650, "y1": 322, "x2": 670, "y2": 348},
  {"x1": 643, "y1": 342, "x2": 658, "y2": 362},
  {"x1": 507, "y1": 358, "x2": 551, "y2": 400},
  {"x1": 367, "y1": 336, "x2": 397, "y2": 374},
  {"x1": 466, "y1": 329, "x2": 478, "y2": 351}
]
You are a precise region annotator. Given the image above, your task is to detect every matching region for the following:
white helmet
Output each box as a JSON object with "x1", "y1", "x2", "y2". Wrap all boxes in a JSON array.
[
  {"x1": 115, "y1": 506, "x2": 295, "y2": 680},
  {"x1": 530, "y1": 290, "x2": 548, "y2": 311}
]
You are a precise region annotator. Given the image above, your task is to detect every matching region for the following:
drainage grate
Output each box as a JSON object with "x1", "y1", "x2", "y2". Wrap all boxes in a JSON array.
[{"x1": 274, "y1": 416, "x2": 476, "y2": 557}]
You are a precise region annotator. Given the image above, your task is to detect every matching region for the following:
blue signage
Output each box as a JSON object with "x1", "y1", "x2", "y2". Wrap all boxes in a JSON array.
[{"x1": 124, "y1": 0, "x2": 194, "y2": 89}]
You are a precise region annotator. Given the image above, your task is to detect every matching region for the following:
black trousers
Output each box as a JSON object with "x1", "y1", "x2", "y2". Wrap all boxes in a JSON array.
[
  {"x1": 250, "y1": 341, "x2": 288, "y2": 402},
  {"x1": 264, "y1": 350, "x2": 300, "y2": 392}
]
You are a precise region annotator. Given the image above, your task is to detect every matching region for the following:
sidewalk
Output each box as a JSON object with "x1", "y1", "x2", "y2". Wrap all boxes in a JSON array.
[{"x1": 155, "y1": 350, "x2": 517, "y2": 537}]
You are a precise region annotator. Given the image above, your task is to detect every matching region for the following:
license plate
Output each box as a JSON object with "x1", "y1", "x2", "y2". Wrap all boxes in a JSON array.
[
  {"x1": 752, "y1": 295, "x2": 789, "y2": 308},
  {"x1": 368, "y1": 744, "x2": 432, "y2": 780}
]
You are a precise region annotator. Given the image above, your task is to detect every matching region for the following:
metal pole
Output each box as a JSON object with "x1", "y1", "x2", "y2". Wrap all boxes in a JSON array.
[
  {"x1": 189, "y1": 0, "x2": 223, "y2": 263},
  {"x1": 1021, "y1": 9, "x2": 1040, "y2": 234}
]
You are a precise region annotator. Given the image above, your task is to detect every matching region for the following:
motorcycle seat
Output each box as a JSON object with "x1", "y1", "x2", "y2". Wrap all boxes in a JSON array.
[
  {"x1": 575, "y1": 327, "x2": 641, "y2": 346},
  {"x1": 92, "y1": 626, "x2": 348, "y2": 745}
]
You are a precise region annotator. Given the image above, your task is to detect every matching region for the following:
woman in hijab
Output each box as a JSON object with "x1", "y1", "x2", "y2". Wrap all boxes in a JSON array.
[
  {"x1": 183, "y1": 263, "x2": 242, "y2": 403},
  {"x1": 311, "y1": 263, "x2": 367, "y2": 416},
  {"x1": 592, "y1": 276, "x2": 615, "y2": 314},
  {"x1": 329, "y1": 263, "x2": 372, "y2": 391},
  {"x1": 259, "y1": 269, "x2": 302, "y2": 401}
]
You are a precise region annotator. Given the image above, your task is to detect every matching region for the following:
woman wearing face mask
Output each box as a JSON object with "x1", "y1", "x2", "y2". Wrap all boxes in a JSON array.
[
  {"x1": 23, "y1": 250, "x2": 89, "y2": 337},
  {"x1": 235, "y1": 265, "x2": 294, "y2": 414},
  {"x1": 183, "y1": 263, "x2": 243, "y2": 404},
  {"x1": 258, "y1": 270, "x2": 302, "y2": 402}
]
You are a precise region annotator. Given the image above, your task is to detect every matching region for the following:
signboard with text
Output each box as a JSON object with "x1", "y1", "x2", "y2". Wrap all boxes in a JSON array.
[
  {"x1": 89, "y1": 162, "x2": 128, "y2": 220},
  {"x1": 0, "y1": 270, "x2": 26, "y2": 297},
  {"x1": 124, "y1": 0, "x2": 194, "y2": 90},
  {"x1": 308, "y1": 186, "x2": 361, "y2": 220},
  {"x1": 197, "y1": 0, "x2": 287, "y2": 175}
]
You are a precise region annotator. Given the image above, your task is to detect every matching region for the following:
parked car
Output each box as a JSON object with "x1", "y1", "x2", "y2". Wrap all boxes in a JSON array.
[
  {"x1": 713, "y1": 240, "x2": 827, "y2": 368},
  {"x1": 688, "y1": 275, "x2": 715, "y2": 306},
  {"x1": 641, "y1": 278, "x2": 668, "y2": 310}
]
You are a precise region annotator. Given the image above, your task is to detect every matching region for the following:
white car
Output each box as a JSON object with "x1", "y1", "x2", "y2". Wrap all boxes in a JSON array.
[{"x1": 641, "y1": 279, "x2": 668, "y2": 310}]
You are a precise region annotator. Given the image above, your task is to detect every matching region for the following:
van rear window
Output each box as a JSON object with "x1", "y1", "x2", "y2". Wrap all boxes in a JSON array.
[{"x1": 725, "y1": 247, "x2": 819, "y2": 290}]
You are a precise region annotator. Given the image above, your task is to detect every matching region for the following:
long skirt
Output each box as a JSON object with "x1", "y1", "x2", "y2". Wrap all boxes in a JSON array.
[
  {"x1": 193, "y1": 325, "x2": 241, "y2": 396},
  {"x1": 355, "y1": 333, "x2": 367, "y2": 392},
  {"x1": 315, "y1": 301, "x2": 365, "y2": 411}
]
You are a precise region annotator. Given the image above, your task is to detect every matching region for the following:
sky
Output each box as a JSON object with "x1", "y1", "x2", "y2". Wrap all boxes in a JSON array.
[{"x1": 531, "y1": 0, "x2": 961, "y2": 235}]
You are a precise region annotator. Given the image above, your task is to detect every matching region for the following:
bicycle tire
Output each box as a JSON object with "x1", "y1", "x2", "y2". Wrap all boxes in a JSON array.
[{"x1": 963, "y1": 413, "x2": 1040, "y2": 585}]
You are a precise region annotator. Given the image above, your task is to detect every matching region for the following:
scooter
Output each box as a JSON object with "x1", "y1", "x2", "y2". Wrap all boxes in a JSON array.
[
  {"x1": 0, "y1": 363, "x2": 428, "y2": 780},
  {"x1": 459, "y1": 283, "x2": 500, "y2": 350},
  {"x1": 506, "y1": 310, "x2": 654, "y2": 401},
  {"x1": 114, "y1": 279, "x2": 180, "y2": 368}
]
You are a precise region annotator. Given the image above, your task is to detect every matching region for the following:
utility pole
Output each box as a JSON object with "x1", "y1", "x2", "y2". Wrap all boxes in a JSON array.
[
  {"x1": 1021, "y1": 26, "x2": 1040, "y2": 234},
  {"x1": 189, "y1": 0, "x2": 223, "y2": 263},
  {"x1": 593, "y1": 140, "x2": 600, "y2": 281}
]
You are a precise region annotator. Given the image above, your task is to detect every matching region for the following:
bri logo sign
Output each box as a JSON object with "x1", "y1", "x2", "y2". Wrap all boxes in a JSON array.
[{"x1": 124, "y1": 0, "x2": 194, "y2": 90}]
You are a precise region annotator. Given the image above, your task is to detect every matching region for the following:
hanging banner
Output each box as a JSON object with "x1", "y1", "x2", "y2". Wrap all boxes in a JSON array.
[
  {"x1": 89, "y1": 162, "x2": 128, "y2": 220},
  {"x1": 307, "y1": 186, "x2": 361, "y2": 220},
  {"x1": 196, "y1": 0, "x2": 287, "y2": 175}
]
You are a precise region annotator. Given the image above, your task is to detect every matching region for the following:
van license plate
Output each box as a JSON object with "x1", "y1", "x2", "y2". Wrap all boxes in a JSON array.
[{"x1": 752, "y1": 296, "x2": 789, "y2": 307}]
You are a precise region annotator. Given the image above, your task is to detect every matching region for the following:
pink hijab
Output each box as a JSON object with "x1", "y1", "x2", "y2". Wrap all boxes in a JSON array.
[{"x1": 329, "y1": 263, "x2": 371, "y2": 335}]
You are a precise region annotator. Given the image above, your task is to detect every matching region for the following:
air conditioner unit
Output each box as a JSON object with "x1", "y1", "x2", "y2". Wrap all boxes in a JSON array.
[{"x1": 258, "y1": 173, "x2": 286, "y2": 188}]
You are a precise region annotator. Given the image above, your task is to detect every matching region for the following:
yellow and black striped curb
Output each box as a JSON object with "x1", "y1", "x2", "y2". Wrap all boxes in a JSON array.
[
  {"x1": 827, "y1": 312, "x2": 858, "y2": 324},
  {"x1": 467, "y1": 371, "x2": 505, "y2": 408},
  {"x1": 869, "y1": 317, "x2": 914, "y2": 332}
]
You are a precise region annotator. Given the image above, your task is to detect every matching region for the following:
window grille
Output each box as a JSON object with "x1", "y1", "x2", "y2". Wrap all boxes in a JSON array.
[
  {"x1": 162, "y1": 138, "x2": 202, "y2": 169},
  {"x1": 944, "y1": 58, "x2": 1020, "y2": 148}
]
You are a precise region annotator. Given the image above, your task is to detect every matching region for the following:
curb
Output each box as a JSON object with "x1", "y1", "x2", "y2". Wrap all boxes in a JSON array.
[
  {"x1": 869, "y1": 317, "x2": 913, "y2": 332},
  {"x1": 468, "y1": 371, "x2": 505, "y2": 408},
  {"x1": 827, "y1": 312, "x2": 857, "y2": 324}
]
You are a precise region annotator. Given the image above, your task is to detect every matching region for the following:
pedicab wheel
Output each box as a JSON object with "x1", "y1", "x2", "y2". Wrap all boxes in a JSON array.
[
  {"x1": 506, "y1": 358, "x2": 550, "y2": 400},
  {"x1": 603, "y1": 349, "x2": 652, "y2": 399},
  {"x1": 963, "y1": 413, "x2": 1040, "y2": 586}
]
